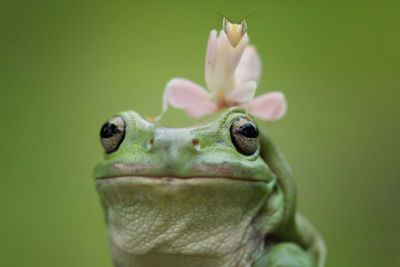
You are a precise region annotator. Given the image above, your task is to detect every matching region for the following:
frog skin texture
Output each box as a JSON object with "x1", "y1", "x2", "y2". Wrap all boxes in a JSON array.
[{"x1": 94, "y1": 107, "x2": 326, "y2": 267}]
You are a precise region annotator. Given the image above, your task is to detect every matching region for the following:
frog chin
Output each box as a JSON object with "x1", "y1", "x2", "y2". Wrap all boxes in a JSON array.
[{"x1": 96, "y1": 176, "x2": 276, "y2": 266}]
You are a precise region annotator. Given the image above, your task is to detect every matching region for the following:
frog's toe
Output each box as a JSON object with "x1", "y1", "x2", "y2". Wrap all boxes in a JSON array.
[{"x1": 253, "y1": 242, "x2": 315, "y2": 267}]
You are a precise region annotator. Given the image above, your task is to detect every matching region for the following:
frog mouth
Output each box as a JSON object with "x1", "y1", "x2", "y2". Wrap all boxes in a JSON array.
[
  {"x1": 96, "y1": 162, "x2": 268, "y2": 183},
  {"x1": 96, "y1": 175, "x2": 266, "y2": 183}
]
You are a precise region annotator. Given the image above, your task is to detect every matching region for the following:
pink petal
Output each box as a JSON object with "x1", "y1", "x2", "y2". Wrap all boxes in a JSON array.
[
  {"x1": 234, "y1": 45, "x2": 262, "y2": 88},
  {"x1": 158, "y1": 78, "x2": 217, "y2": 119},
  {"x1": 249, "y1": 92, "x2": 287, "y2": 121},
  {"x1": 163, "y1": 78, "x2": 211, "y2": 109},
  {"x1": 186, "y1": 100, "x2": 219, "y2": 118},
  {"x1": 205, "y1": 30, "x2": 218, "y2": 86},
  {"x1": 226, "y1": 81, "x2": 257, "y2": 104}
]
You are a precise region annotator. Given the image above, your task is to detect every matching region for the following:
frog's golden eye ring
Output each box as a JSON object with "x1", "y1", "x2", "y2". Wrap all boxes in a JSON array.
[
  {"x1": 100, "y1": 116, "x2": 126, "y2": 154},
  {"x1": 230, "y1": 117, "x2": 259, "y2": 155}
]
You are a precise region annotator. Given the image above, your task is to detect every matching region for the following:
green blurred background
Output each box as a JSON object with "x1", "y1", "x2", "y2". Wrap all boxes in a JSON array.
[{"x1": 1, "y1": 0, "x2": 399, "y2": 266}]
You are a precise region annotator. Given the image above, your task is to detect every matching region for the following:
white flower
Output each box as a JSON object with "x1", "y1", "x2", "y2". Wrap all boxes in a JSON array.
[{"x1": 158, "y1": 18, "x2": 287, "y2": 121}]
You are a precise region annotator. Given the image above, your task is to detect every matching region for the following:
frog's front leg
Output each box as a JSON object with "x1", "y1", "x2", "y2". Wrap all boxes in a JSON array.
[{"x1": 253, "y1": 242, "x2": 315, "y2": 267}]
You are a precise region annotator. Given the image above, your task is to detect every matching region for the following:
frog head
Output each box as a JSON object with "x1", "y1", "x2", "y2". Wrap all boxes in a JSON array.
[
  {"x1": 94, "y1": 107, "x2": 284, "y2": 266},
  {"x1": 94, "y1": 107, "x2": 276, "y2": 182}
]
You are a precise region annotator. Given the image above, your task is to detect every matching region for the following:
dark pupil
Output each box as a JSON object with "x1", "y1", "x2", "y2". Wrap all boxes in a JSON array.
[
  {"x1": 238, "y1": 123, "x2": 258, "y2": 138},
  {"x1": 100, "y1": 122, "x2": 118, "y2": 138}
]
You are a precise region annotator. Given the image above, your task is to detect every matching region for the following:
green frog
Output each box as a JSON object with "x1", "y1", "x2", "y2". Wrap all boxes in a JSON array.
[{"x1": 94, "y1": 107, "x2": 326, "y2": 267}]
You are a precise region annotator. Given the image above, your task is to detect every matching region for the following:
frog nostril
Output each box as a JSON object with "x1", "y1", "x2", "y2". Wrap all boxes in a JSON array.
[{"x1": 192, "y1": 138, "x2": 199, "y2": 148}]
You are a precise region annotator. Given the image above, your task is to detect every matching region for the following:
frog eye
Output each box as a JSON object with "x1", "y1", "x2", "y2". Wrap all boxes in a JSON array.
[
  {"x1": 230, "y1": 117, "x2": 259, "y2": 155},
  {"x1": 100, "y1": 116, "x2": 126, "y2": 154}
]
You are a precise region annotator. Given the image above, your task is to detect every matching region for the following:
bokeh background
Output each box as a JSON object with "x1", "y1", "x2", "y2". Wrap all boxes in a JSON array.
[{"x1": 1, "y1": 0, "x2": 399, "y2": 266}]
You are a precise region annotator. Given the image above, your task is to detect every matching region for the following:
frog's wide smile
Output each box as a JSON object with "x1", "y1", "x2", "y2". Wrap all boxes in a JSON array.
[
  {"x1": 96, "y1": 174, "x2": 267, "y2": 183},
  {"x1": 95, "y1": 161, "x2": 270, "y2": 183}
]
